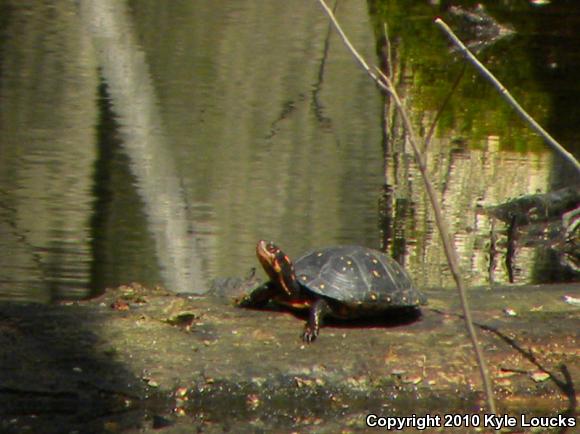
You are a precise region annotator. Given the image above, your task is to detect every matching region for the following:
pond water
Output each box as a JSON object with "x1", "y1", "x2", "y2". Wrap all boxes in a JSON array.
[{"x1": 0, "y1": 0, "x2": 578, "y2": 301}]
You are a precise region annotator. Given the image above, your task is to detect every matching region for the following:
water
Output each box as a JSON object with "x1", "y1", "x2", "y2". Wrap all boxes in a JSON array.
[{"x1": 0, "y1": 0, "x2": 578, "y2": 301}]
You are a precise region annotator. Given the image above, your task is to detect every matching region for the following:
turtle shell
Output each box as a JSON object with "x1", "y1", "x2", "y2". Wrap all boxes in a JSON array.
[{"x1": 294, "y1": 246, "x2": 426, "y2": 310}]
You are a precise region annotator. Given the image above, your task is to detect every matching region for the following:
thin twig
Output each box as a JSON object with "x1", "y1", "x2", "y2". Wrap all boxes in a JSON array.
[
  {"x1": 382, "y1": 22, "x2": 393, "y2": 80},
  {"x1": 424, "y1": 62, "x2": 466, "y2": 153},
  {"x1": 316, "y1": 0, "x2": 497, "y2": 414},
  {"x1": 316, "y1": 0, "x2": 384, "y2": 89},
  {"x1": 374, "y1": 66, "x2": 497, "y2": 415},
  {"x1": 435, "y1": 18, "x2": 580, "y2": 174}
]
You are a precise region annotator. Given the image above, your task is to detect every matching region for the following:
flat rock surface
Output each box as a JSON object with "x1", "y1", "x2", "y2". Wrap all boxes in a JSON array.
[{"x1": 0, "y1": 282, "x2": 578, "y2": 433}]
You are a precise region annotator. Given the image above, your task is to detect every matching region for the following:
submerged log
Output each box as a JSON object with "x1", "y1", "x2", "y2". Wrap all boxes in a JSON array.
[
  {"x1": 484, "y1": 186, "x2": 579, "y2": 226},
  {"x1": 0, "y1": 282, "x2": 577, "y2": 433}
]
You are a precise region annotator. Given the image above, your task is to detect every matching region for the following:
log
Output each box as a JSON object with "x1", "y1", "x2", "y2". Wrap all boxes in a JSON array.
[{"x1": 0, "y1": 282, "x2": 577, "y2": 433}]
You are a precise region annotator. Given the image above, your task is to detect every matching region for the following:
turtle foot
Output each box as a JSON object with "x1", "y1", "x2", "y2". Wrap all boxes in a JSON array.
[
  {"x1": 302, "y1": 325, "x2": 319, "y2": 343},
  {"x1": 235, "y1": 295, "x2": 252, "y2": 307}
]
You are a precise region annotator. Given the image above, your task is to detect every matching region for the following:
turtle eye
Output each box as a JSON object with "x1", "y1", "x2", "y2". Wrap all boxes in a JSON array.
[{"x1": 266, "y1": 242, "x2": 278, "y2": 253}]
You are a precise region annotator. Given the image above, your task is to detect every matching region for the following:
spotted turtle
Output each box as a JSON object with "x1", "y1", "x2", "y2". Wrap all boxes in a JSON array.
[{"x1": 237, "y1": 240, "x2": 427, "y2": 342}]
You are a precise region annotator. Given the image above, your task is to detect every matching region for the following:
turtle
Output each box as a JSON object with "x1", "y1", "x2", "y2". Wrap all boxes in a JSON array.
[{"x1": 236, "y1": 240, "x2": 427, "y2": 342}]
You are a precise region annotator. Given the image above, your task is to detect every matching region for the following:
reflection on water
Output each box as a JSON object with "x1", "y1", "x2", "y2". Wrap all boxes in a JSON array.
[
  {"x1": 0, "y1": 0, "x2": 98, "y2": 301},
  {"x1": 0, "y1": 1, "x2": 578, "y2": 301}
]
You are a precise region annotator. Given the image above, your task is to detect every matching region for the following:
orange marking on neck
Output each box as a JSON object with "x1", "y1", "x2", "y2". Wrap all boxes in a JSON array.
[{"x1": 277, "y1": 299, "x2": 312, "y2": 310}]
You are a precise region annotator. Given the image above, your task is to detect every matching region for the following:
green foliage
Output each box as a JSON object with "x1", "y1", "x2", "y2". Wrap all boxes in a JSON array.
[{"x1": 367, "y1": 0, "x2": 551, "y2": 153}]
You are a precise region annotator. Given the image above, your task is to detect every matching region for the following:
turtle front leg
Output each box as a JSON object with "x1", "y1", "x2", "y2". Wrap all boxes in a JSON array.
[
  {"x1": 302, "y1": 298, "x2": 332, "y2": 343},
  {"x1": 236, "y1": 282, "x2": 276, "y2": 308}
]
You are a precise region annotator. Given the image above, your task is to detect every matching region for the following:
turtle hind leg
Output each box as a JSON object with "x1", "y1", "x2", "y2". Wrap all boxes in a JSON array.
[{"x1": 302, "y1": 298, "x2": 332, "y2": 343}]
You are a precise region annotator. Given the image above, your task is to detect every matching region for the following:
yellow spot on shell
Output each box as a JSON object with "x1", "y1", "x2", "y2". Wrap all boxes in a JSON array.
[
  {"x1": 386, "y1": 296, "x2": 392, "y2": 302},
  {"x1": 370, "y1": 292, "x2": 377, "y2": 301},
  {"x1": 372, "y1": 270, "x2": 381, "y2": 278},
  {"x1": 316, "y1": 252, "x2": 323, "y2": 257},
  {"x1": 319, "y1": 283, "x2": 325, "y2": 289},
  {"x1": 346, "y1": 260, "x2": 352, "y2": 265},
  {"x1": 371, "y1": 258, "x2": 378, "y2": 264}
]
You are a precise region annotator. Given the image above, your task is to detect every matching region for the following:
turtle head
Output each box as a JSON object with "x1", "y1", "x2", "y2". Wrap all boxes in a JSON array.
[{"x1": 256, "y1": 240, "x2": 300, "y2": 297}]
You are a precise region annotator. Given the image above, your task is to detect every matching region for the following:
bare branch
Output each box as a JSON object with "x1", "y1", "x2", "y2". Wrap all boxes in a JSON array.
[
  {"x1": 382, "y1": 22, "x2": 393, "y2": 80},
  {"x1": 316, "y1": 0, "x2": 386, "y2": 92},
  {"x1": 424, "y1": 63, "x2": 466, "y2": 153},
  {"x1": 435, "y1": 18, "x2": 580, "y2": 174},
  {"x1": 315, "y1": 0, "x2": 497, "y2": 414}
]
